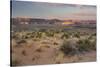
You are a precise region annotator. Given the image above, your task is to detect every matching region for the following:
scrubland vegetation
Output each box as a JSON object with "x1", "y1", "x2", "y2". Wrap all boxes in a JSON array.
[{"x1": 11, "y1": 28, "x2": 96, "y2": 66}]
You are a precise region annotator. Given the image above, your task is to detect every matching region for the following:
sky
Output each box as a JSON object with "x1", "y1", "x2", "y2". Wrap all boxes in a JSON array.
[{"x1": 11, "y1": 0, "x2": 96, "y2": 20}]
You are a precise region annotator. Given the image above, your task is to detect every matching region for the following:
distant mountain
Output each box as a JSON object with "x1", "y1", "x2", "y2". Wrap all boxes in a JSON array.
[
  {"x1": 11, "y1": 17, "x2": 96, "y2": 25},
  {"x1": 11, "y1": 18, "x2": 65, "y2": 25},
  {"x1": 11, "y1": 17, "x2": 96, "y2": 32}
]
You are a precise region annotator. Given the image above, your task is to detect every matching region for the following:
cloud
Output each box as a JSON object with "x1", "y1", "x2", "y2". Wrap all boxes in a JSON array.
[{"x1": 71, "y1": 12, "x2": 96, "y2": 16}]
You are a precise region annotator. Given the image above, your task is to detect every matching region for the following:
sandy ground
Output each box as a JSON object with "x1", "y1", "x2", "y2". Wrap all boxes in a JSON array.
[{"x1": 11, "y1": 35, "x2": 96, "y2": 66}]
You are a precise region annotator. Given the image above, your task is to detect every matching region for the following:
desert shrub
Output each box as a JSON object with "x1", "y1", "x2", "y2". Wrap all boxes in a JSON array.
[
  {"x1": 16, "y1": 39, "x2": 27, "y2": 45},
  {"x1": 31, "y1": 31, "x2": 35, "y2": 34},
  {"x1": 88, "y1": 35, "x2": 93, "y2": 39},
  {"x1": 30, "y1": 35, "x2": 35, "y2": 38},
  {"x1": 43, "y1": 45, "x2": 50, "y2": 48},
  {"x1": 32, "y1": 57, "x2": 35, "y2": 61},
  {"x1": 45, "y1": 32, "x2": 54, "y2": 37},
  {"x1": 35, "y1": 32, "x2": 42, "y2": 38},
  {"x1": 12, "y1": 34, "x2": 19, "y2": 40},
  {"x1": 22, "y1": 50, "x2": 26, "y2": 56},
  {"x1": 90, "y1": 39, "x2": 96, "y2": 50},
  {"x1": 73, "y1": 33, "x2": 80, "y2": 38},
  {"x1": 23, "y1": 35, "x2": 29, "y2": 39},
  {"x1": 21, "y1": 35, "x2": 29, "y2": 39},
  {"x1": 60, "y1": 41, "x2": 77, "y2": 56},
  {"x1": 55, "y1": 30, "x2": 60, "y2": 34},
  {"x1": 92, "y1": 33, "x2": 96, "y2": 36},
  {"x1": 88, "y1": 33, "x2": 96, "y2": 40},
  {"x1": 53, "y1": 42, "x2": 59, "y2": 45},
  {"x1": 26, "y1": 32, "x2": 32, "y2": 36},
  {"x1": 35, "y1": 48, "x2": 43, "y2": 52},
  {"x1": 60, "y1": 38, "x2": 96, "y2": 56},
  {"x1": 76, "y1": 39, "x2": 95, "y2": 52},
  {"x1": 24, "y1": 32, "x2": 35, "y2": 39},
  {"x1": 61, "y1": 33, "x2": 69, "y2": 39}
]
